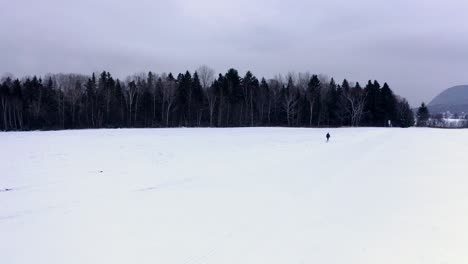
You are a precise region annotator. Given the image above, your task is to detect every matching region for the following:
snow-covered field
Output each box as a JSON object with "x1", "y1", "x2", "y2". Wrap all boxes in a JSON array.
[{"x1": 1, "y1": 128, "x2": 468, "y2": 264}]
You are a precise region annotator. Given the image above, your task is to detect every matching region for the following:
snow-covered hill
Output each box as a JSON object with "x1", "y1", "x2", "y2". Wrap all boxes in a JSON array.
[
  {"x1": 1, "y1": 128, "x2": 468, "y2": 264},
  {"x1": 428, "y1": 85, "x2": 468, "y2": 114}
]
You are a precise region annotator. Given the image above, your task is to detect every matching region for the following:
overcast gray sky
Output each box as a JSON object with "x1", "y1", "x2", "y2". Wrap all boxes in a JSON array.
[{"x1": 1, "y1": 0, "x2": 467, "y2": 106}]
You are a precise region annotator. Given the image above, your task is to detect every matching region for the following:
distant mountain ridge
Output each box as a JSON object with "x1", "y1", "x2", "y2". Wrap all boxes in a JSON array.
[{"x1": 428, "y1": 85, "x2": 468, "y2": 114}]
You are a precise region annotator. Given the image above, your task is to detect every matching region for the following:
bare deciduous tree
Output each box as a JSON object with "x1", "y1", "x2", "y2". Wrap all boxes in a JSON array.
[
  {"x1": 161, "y1": 75, "x2": 176, "y2": 127},
  {"x1": 282, "y1": 75, "x2": 299, "y2": 126},
  {"x1": 206, "y1": 87, "x2": 217, "y2": 127},
  {"x1": 124, "y1": 80, "x2": 137, "y2": 126},
  {"x1": 283, "y1": 91, "x2": 298, "y2": 127},
  {"x1": 197, "y1": 65, "x2": 215, "y2": 90},
  {"x1": 344, "y1": 88, "x2": 367, "y2": 127},
  {"x1": 65, "y1": 80, "x2": 83, "y2": 127}
]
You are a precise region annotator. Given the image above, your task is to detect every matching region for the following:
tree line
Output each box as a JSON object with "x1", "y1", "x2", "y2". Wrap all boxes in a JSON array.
[
  {"x1": 0, "y1": 66, "x2": 414, "y2": 131},
  {"x1": 416, "y1": 102, "x2": 468, "y2": 128}
]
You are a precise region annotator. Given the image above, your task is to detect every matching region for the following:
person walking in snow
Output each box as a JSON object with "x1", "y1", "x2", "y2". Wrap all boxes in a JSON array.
[{"x1": 326, "y1": 132, "x2": 330, "y2": 142}]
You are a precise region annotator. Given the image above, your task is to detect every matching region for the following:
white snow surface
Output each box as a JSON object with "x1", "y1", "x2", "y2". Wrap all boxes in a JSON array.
[{"x1": 1, "y1": 127, "x2": 468, "y2": 264}]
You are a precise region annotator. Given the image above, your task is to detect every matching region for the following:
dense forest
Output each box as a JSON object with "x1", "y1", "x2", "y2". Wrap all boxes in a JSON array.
[{"x1": 0, "y1": 66, "x2": 414, "y2": 131}]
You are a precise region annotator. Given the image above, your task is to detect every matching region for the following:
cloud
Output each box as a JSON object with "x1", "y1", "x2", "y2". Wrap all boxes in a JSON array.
[{"x1": 1, "y1": 0, "x2": 468, "y2": 105}]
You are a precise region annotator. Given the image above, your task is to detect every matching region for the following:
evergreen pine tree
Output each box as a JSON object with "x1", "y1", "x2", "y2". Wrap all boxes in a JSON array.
[
  {"x1": 326, "y1": 78, "x2": 339, "y2": 126},
  {"x1": 364, "y1": 80, "x2": 383, "y2": 126},
  {"x1": 380, "y1": 83, "x2": 397, "y2": 126},
  {"x1": 192, "y1": 72, "x2": 205, "y2": 126},
  {"x1": 417, "y1": 102, "x2": 430, "y2": 126},
  {"x1": 306, "y1": 75, "x2": 321, "y2": 127},
  {"x1": 396, "y1": 99, "x2": 414, "y2": 127},
  {"x1": 0, "y1": 80, "x2": 10, "y2": 130}
]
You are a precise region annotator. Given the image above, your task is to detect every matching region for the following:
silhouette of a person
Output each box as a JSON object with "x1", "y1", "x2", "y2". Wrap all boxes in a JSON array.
[{"x1": 326, "y1": 132, "x2": 330, "y2": 142}]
